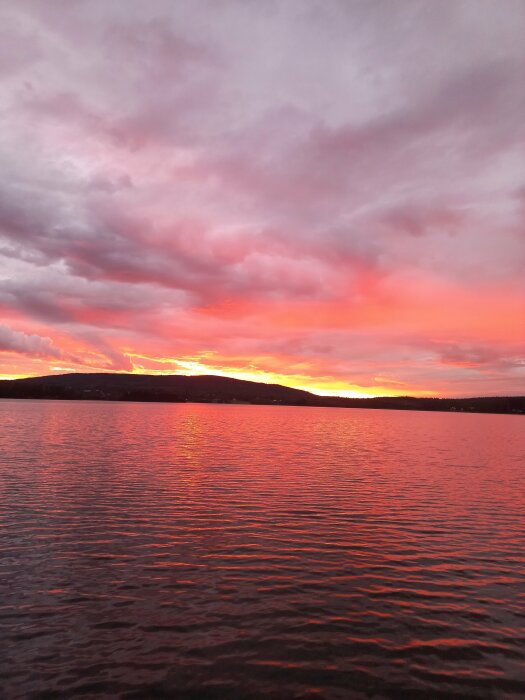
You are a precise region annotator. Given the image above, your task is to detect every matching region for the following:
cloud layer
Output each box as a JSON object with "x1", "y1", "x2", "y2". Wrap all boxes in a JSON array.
[{"x1": 1, "y1": 0, "x2": 524, "y2": 395}]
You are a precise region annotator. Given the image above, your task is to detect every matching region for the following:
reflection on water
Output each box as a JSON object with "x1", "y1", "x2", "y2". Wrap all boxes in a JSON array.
[{"x1": 0, "y1": 400, "x2": 524, "y2": 699}]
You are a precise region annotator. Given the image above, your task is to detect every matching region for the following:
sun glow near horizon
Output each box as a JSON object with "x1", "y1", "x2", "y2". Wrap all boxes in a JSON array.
[{"x1": 2, "y1": 351, "x2": 437, "y2": 400}]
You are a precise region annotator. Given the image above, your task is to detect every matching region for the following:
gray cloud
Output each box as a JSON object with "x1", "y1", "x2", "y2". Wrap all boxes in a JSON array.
[{"x1": 0, "y1": 324, "x2": 63, "y2": 359}]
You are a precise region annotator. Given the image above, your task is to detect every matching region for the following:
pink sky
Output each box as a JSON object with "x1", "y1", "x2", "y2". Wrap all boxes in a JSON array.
[{"x1": 0, "y1": 1, "x2": 524, "y2": 397}]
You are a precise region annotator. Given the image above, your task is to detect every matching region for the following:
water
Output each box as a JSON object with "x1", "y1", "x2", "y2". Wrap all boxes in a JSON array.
[{"x1": 0, "y1": 400, "x2": 524, "y2": 699}]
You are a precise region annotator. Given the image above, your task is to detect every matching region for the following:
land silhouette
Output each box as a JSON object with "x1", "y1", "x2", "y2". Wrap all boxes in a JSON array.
[{"x1": 0, "y1": 373, "x2": 523, "y2": 415}]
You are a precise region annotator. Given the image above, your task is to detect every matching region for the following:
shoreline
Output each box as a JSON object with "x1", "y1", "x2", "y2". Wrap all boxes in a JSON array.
[{"x1": 1, "y1": 393, "x2": 523, "y2": 416}]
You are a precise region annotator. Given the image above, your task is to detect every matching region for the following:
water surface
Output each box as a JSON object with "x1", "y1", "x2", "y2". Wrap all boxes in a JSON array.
[{"x1": 1, "y1": 400, "x2": 524, "y2": 699}]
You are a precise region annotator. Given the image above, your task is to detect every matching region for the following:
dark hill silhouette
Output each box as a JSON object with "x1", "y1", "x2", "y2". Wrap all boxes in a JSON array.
[
  {"x1": 0, "y1": 373, "x2": 523, "y2": 415},
  {"x1": 0, "y1": 373, "x2": 314, "y2": 405}
]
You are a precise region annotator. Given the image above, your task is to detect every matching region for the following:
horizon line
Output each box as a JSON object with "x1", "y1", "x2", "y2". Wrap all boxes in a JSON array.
[{"x1": 2, "y1": 371, "x2": 523, "y2": 402}]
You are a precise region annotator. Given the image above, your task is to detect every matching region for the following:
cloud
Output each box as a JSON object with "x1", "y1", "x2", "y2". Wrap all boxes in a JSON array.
[
  {"x1": 434, "y1": 341, "x2": 525, "y2": 371},
  {"x1": 0, "y1": 0, "x2": 524, "y2": 394},
  {"x1": 0, "y1": 324, "x2": 63, "y2": 359}
]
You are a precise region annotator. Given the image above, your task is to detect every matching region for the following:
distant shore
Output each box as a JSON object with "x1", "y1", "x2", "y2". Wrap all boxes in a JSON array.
[{"x1": 0, "y1": 373, "x2": 523, "y2": 416}]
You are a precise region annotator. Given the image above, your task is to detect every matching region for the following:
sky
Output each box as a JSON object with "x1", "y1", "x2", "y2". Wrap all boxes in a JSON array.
[{"x1": 1, "y1": 0, "x2": 524, "y2": 397}]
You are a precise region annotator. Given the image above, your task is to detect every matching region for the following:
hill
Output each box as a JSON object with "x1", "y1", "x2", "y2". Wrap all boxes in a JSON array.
[
  {"x1": 0, "y1": 373, "x2": 523, "y2": 415},
  {"x1": 0, "y1": 372, "x2": 314, "y2": 405}
]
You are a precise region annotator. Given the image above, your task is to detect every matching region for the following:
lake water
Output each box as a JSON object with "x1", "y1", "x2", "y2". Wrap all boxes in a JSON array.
[{"x1": 0, "y1": 400, "x2": 524, "y2": 699}]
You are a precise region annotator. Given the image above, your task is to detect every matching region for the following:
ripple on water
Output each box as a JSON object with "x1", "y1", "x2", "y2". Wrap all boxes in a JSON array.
[{"x1": 0, "y1": 400, "x2": 524, "y2": 699}]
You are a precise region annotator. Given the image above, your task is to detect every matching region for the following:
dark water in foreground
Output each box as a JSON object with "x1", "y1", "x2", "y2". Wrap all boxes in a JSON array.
[{"x1": 0, "y1": 400, "x2": 524, "y2": 700}]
